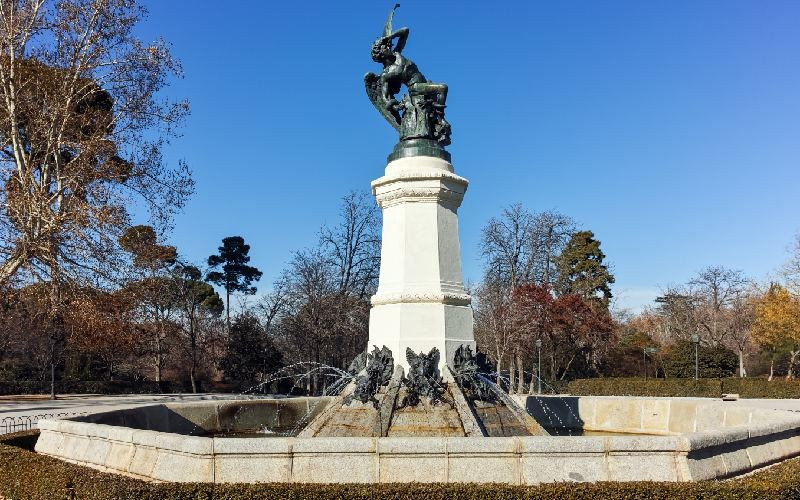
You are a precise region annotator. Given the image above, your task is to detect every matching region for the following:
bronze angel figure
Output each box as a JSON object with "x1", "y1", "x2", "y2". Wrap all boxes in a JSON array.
[
  {"x1": 365, "y1": 4, "x2": 451, "y2": 146},
  {"x1": 401, "y1": 347, "x2": 446, "y2": 407}
]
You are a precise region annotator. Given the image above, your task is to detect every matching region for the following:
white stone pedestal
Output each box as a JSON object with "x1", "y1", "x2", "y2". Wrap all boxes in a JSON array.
[{"x1": 368, "y1": 154, "x2": 475, "y2": 371}]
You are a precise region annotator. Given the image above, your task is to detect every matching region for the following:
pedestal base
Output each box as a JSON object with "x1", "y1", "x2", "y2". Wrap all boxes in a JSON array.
[
  {"x1": 368, "y1": 302, "x2": 475, "y2": 370},
  {"x1": 368, "y1": 154, "x2": 474, "y2": 371}
]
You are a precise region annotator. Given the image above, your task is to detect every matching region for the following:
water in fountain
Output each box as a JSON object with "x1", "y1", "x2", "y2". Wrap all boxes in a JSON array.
[
  {"x1": 489, "y1": 370, "x2": 583, "y2": 435},
  {"x1": 215, "y1": 361, "x2": 356, "y2": 438},
  {"x1": 216, "y1": 346, "x2": 554, "y2": 439}
]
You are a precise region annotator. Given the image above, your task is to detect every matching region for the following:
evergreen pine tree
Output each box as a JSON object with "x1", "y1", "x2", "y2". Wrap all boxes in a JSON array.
[
  {"x1": 207, "y1": 236, "x2": 263, "y2": 330},
  {"x1": 555, "y1": 230, "x2": 615, "y2": 304}
]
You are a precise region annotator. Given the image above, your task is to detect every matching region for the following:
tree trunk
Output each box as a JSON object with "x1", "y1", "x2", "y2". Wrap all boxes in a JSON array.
[
  {"x1": 738, "y1": 349, "x2": 747, "y2": 378},
  {"x1": 560, "y1": 353, "x2": 577, "y2": 381},
  {"x1": 786, "y1": 351, "x2": 799, "y2": 380},
  {"x1": 154, "y1": 306, "x2": 163, "y2": 383},
  {"x1": 495, "y1": 350, "x2": 503, "y2": 386},
  {"x1": 0, "y1": 252, "x2": 25, "y2": 287},
  {"x1": 528, "y1": 357, "x2": 537, "y2": 395},
  {"x1": 544, "y1": 231, "x2": 552, "y2": 285},
  {"x1": 516, "y1": 352, "x2": 525, "y2": 394},
  {"x1": 769, "y1": 358, "x2": 774, "y2": 381},
  {"x1": 190, "y1": 321, "x2": 197, "y2": 394},
  {"x1": 225, "y1": 288, "x2": 231, "y2": 332},
  {"x1": 497, "y1": 358, "x2": 503, "y2": 387},
  {"x1": 155, "y1": 344, "x2": 162, "y2": 383},
  {"x1": 189, "y1": 345, "x2": 197, "y2": 394},
  {"x1": 50, "y1": 360, "x2": 56, "y2": 400},
  {"x1": 47, "y1": 257, "x2": 62, "y2": 402},
  {"x1": 509, "y1": 356, "x2": 516, "y2": 394}
]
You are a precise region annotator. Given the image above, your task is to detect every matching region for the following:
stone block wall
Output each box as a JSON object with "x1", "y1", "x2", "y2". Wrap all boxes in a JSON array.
[{"x1": 34, "y1": 396, "x2": 800, "y2": 484}]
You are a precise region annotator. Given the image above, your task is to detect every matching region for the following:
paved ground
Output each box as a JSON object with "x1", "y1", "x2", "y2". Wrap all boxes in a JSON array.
[
  {"x1": 3, "y1": 393, "x2": 799, "y2": 435},
  {"x1": 532, "y1": 394, "x2": 800, "y2": 412},
  {"x1": 4, "y1": 394, "x2": 800, "y2": 419},
  {"x1": 723, "y1": 398, "x2": 800, "y2": 412},
  {"x1": 0, "y1": 393, "x2": 270, "y2": 421}
]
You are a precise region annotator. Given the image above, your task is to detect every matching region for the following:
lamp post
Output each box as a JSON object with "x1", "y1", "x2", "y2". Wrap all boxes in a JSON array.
[
  {"x1": 692, "y1": 334, "x2": 700, "y2": 380},
  {"x1": 536, "y1": 339, "x2": 542, "y2": 395}
]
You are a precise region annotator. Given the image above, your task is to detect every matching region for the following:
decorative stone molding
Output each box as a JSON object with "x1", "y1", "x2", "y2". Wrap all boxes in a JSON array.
[
  {"x1": 371, "y1": 291, "x2": 472, "y2": 306},
  {"x1": 373, "y1": 185, "x2": 465, "y2": 208},
  {"x1": 371, "y1": 169, "x2": 469, "y2": 209},
  {"x1": 371, "y1": 169, "x2": 468, "y2": 186}
]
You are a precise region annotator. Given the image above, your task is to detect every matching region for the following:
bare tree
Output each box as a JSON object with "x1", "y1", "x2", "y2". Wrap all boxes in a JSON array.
[
  {"x1": 478, "y1": 205, "x2": 578, "y2": 390},
  {"x1": 319, "y1": 191, "x2": 381, "y2": 299},
  {"x1": 0, "y1": 0, "x2": 191, "y2": 397},
  {"x1": 479, "y1": 204, "x2": 535, "y2": 389},
  {"x1": 278, "y1": 249, "x2": 357, "y2": 393},
  {"x1": 725, "y1": 292, "x2": 755, "y2": 378},
  {"x1": 783, "y1": 233, "x2": 800, "y2": 296},
  {"x1": 480, "y1": 204, "x2": 534, "y2": 288},
  {"x1": 655, "y1": 288, "x2": 700, "y2": 342},
  {"x1": 253, "y1": 192, "x2": 380, "y2": 394},
  {"x1": 473, "y1": 281, "x2": 516, "y2": 386},
  {"x1": 119, "y1": 226, "x2": 179, "y2": 383},
  {"x1": 689, "y1": 266, "x2": 749, "y2": 346},
  {"x1": 256, "y1": 275, "x2": 290, "y2": 338},
  {"x1": 173, "y1": 264, "x2": 223, "y2": 393},
  {"x1": 530, "y1": 211, "x2": 575, "y2": 286},
  {"x1": 0, "y1": 0, "x2": 192, "y2": 288}
]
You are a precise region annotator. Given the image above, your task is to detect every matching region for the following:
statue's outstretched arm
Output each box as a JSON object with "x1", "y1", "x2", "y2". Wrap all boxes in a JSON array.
[{"x1": 389, "y1": 27, "x2": 409, "y2": 53}]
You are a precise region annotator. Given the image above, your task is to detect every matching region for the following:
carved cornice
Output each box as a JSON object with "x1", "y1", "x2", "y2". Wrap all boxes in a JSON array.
[
  {"x1": 372, "y1": 170, "x2": 468, "y2": 190},
  {"x1": 374, "y1": 186, "x2": 465, "y2": 208},
  {"x1": 371, "y1": 291, "x2": 472, "y2": 307}
]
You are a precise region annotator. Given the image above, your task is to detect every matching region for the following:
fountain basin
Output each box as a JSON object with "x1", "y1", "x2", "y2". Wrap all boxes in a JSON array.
[{"x1": 34, "y1": 395, "x2": 800, "y2": 483}]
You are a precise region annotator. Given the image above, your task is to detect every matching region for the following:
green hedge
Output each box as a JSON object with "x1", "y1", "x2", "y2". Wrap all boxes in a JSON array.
[
  {"x1": 2, "y1": 431, "x2": 800, "y2": 499},
  {"x1": 0, "y1": 379, "x2": 192, "y2": 396},
  {"x1": 565, "y1": 377, "x2": 800, "y2": 399}
]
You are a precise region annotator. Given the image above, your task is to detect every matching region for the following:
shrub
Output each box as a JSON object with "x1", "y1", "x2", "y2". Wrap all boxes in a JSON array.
[
  {"x1": 663, "y1": 341, "x2": 739, "y2": 378},
  {"x1": 565, "y1": 377, "x2": 800, "y2": 399},
  {"x1": 0, "y1": 379, "x2": 191, "y2": 396}
]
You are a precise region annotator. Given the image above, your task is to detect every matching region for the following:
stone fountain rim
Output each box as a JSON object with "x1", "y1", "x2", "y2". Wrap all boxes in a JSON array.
[{"x1": 33, "y1": 395, "x2": 800, "y2": 484}]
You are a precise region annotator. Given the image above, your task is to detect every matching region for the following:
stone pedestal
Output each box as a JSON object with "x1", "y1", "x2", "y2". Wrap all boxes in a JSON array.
[{"x1": 368, "y1": 154, "x2": 474, "y2": 371}]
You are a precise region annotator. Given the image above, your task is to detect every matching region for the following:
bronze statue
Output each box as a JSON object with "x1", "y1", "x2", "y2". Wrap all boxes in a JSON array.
[
  {"x1": 453, "y1": 345, "x2": 499, "y2": 403},
  {"x1": 348, "y1": 346, "x2": 394, "y2": 408},
  {"x1": 365, "y1": 4, "x2": 451, "y2": 149},
  {"x1": 401, "y1": 347, "x2": 446, "y2": 407}
]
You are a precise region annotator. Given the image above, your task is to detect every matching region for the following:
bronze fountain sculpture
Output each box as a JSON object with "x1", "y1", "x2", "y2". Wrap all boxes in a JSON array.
[{"x1": 365, "y1": 4, "x2": 452, "y2": 161}]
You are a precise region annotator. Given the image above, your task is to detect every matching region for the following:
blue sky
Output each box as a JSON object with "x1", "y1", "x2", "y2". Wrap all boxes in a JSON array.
[{"x1": 136, "y1": 1, "x2": 799, "y2": 312}]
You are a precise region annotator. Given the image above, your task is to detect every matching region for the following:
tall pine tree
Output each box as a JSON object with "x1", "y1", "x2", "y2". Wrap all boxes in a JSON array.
[
  {"x1": 207, "y1": 236, "x2": 263, "y2": 330},
  {"x1": 555, "y1": 230, "x2": 615, "y2": 305}
]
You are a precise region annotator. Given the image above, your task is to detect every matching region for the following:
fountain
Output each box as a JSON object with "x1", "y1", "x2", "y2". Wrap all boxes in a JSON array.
[{"x1": 34, "y1": 6, "x2": 800, "y2": 484}]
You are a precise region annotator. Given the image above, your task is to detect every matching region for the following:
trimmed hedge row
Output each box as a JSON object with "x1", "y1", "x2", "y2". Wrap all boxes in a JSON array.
[
  {"x1": 0, "y1": 379, "x2": 191, "y2": 396},
  {"x1": 2, "y1": 431, "x2": 799, "y2": 499},
  {"x1": 565, "y1": 377, "x2": 800, "y2": 399}
]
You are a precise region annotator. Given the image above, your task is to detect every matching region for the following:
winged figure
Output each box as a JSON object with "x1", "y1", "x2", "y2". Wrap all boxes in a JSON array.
[
  {"x1": 365, "y1": 4, "x2": 451, "y2": 146},
  {"x1": 348, "y1": 345, "x2": 394, "y2": 408},
  {"x1": 401, "y1": 346, "x2": 446, "y2": 406}
]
